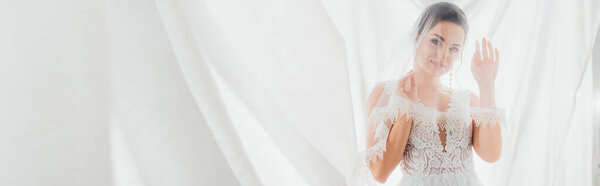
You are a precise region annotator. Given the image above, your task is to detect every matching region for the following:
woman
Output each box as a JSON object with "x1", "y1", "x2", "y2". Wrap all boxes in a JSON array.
[{"x1": 355, "y1": 2, "x2": 505, "y2": 185}]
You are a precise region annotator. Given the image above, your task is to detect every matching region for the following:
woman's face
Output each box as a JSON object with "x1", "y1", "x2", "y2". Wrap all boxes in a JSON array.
[{"x1": 414, "y1": 21, "x2": 465, "y2": 77}]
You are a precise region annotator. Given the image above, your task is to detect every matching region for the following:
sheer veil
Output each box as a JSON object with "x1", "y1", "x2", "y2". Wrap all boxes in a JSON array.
[{"x1": 353, "y1": 2, "x2": 507, "y2": 185}]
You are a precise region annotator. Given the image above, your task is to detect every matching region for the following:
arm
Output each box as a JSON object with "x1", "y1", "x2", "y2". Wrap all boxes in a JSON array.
[
  {"x1": 470, "y1": 87, "x2": 502, "y2": 163},
  {"x1": 367, "y1": 112, "x2": 412, "y2": 183},
  {"x1": 470, "y1": 38, "x2": 502, "y2": 163},
  {"x1": 366, "y1": 75, "x2": 415, "y2": 183}
]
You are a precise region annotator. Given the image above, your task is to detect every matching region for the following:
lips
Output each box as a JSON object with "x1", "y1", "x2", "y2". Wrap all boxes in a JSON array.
[{"x1": 429, "y1": 59, "x2": 446, "y2": 69}]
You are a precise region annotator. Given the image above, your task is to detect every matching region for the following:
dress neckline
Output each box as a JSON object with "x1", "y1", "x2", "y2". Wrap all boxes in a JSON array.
[{"x1": 403, "y1": 88, "x2": 458, "y2": 114}]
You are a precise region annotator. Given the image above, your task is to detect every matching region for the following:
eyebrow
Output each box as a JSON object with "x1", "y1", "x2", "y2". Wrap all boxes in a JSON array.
[
  {"x1": 432, "y1": 34, "x2": 462, "y2": 47},
  {"x1": 432, "y1": 34, "x2": 445, "y2": 42}
]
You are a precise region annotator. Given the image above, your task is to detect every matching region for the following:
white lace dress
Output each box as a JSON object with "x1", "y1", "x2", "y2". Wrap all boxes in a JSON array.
[{"x1": 354, "y1": 80, "x2": 506, "y2": 186}]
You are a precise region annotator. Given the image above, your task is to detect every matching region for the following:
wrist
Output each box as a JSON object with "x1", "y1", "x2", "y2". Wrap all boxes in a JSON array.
[
  {"x1": 477, "y1": 84, "x2": 496, "y2": 108},
  {"x1": 477, "y1": 82, "x2": 495, "y2": 92},
  {"x1": 479, "y1": 91, "x2": 496, "y2": 108}
]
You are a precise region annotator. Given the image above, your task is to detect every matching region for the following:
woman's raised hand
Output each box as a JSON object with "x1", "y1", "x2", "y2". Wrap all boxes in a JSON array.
[
  {"x1": 471, "y1": 38, "x2": 499, "y2": 87},
  {"x1": 397, "y1": 70, "x2": 418, "y2": 102}
]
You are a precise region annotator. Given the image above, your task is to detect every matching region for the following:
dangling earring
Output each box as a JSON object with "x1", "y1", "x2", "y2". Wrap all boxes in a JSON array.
[{"x1": 449, "y1": 71, "x2": 453, "y2": 89}]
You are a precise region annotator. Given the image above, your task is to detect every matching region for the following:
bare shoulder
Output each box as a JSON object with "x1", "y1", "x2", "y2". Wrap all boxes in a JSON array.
[
  {"x1": 366, "y1": 81, "x2": 393, "y2": 115},
  {"x1": 367, "y1": 82, "x2": 387, "y2": 105}
]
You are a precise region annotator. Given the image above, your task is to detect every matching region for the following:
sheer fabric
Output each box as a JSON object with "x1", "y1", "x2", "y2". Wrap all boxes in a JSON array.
[{"x1": 2, "y1": 0, "x2": 598, "y2": 186}]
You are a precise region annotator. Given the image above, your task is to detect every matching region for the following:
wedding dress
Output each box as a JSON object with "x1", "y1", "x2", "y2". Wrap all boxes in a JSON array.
[{"x1": 354, "y1": 79, "x2": 506, "y2": 186}]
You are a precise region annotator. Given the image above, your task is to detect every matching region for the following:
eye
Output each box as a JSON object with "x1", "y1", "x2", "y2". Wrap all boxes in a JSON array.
[
  {"x1": 450, "y1": 47, "x2": 459, "y2": 53},
  {"x1": 430, "y1": 39, "x2": 439, "y2": 45}
]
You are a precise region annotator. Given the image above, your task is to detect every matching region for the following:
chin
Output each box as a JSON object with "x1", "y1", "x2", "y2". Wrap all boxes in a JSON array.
[
  {"x1": 424, "y1": 65, "x2": 448, "y2": 77},
  {"x1": 430, "y1": 70, "x2": 446, "y2": 77}
]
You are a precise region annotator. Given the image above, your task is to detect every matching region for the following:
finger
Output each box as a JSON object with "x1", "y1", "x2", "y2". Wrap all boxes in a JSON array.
[
  {"x1": 405, "y1": 75, "x2": 412, "y2": 92},
  {"x1": 400, "y1": 73, "x2": 409, "y2": 83},
  {"x1": 495, "y1": 48, "x2": 500, "y2": 64},
  {"x1": 411, "y1": 74, "x2": 416, "y2": 89},
  {"x1": 471, "y1": 49, "x2": 477, "y2": 66},
  {"x1": 473, "y1": 40, "x2": 481, "y2": 66},
  {"x1": 400, "y1": 72, "x2": 411, "y2": 86},
  {"x1": 483, "y1": 38, "x2": 490, "y2": 62},
  {"x1": 411, "y1": 75, "x2": 417, "y2": 98},
  {"x1": 482, "y1": 38, "x2": 489, "y2": 62},
  {"x1": 399, "y1": 75, "x2": 409, "y2": 91},
  {"x1": 402, "y1": 72, "x2": 412, "y2": 92},
  {"x1": 487, "y1": 40, "x2": 494, "y2": 63}
]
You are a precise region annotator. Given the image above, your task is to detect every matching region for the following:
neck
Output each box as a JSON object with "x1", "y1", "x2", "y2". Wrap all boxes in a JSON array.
[{"x1": 413, "y1": 68, "x2": 442, "y2": 90}]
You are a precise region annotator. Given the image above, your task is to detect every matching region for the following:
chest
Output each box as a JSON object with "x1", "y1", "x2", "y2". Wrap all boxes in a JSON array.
[{"x1": 406, "y1": 93, "x2": 473, "y2": 151}]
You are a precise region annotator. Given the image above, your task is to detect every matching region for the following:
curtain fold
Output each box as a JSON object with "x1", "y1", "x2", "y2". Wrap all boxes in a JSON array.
[
  {"x1": 2, "y1": 0, "x2": 599, "y2": 185},
  {"x1": 154, "y1": 0, "x2": 358, "y2": 184},
  {"x1": 107, "y1": 0, "x2": 244, "y2": 185},
  {"x1": 151, "y1": 0, "x2": 263, "y2": 184}
]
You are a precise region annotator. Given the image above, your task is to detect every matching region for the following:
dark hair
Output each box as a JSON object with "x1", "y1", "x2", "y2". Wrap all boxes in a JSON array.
[{"x1": 415, "y1": 2, "x2": 468, "y2": 40}]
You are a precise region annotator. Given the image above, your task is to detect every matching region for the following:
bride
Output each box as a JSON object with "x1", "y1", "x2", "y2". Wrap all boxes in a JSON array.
[{"x1": 355, "y1": 2, "x2": 505, "y2": 185}]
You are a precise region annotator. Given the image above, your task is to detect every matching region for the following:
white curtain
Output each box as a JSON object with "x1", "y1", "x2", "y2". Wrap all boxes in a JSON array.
[{"x1": 2, "y1": 0, "x2": 599, "y2": 185}]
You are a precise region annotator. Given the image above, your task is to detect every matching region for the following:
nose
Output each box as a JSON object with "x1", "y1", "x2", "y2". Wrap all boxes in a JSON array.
[{"x1": 437, "y1": 46, "x2": 450, "y2": 66}]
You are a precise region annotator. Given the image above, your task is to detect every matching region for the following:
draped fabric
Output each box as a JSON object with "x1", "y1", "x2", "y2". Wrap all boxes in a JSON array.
[{"x1": 1, "y1": 0, "x2": 599, "y2": 185}]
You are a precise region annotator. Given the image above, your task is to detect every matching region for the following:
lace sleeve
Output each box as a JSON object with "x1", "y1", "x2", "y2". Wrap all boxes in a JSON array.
[
  {"x1": 354, "y1": 81, "x2": 416, "y2": 185},
  {"x1": 364, "y1": 93, "x2": 414, "y2": 164},
  {"x1": 470, "y1": 107, "x2": 506, "y2": 129}
]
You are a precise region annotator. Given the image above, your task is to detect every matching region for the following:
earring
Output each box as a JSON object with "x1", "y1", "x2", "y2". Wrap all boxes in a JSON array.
[{"x1": 449, "y1": 71, "x2": 453, "y2": 89}]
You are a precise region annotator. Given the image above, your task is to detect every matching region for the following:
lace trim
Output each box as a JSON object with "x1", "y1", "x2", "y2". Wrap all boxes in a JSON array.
[
  {"x1": 353, "y1": 151, "x2": 378, "y2": 186},
  {"x1": 365, "y1": 90, "x2": 465, "y2": 165},
  {"x1": 365, "y1": 139, "x2": 387, "y2": 164},
  {"x1": 365, "y1": 94, "x2": 429, "y2": 165},
  {"x1": 470, "y1": 107, "x2": 506, "y2": 129},
  {"x1": 355, "y1": 87, "x2": 479, "y2": 183}
]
